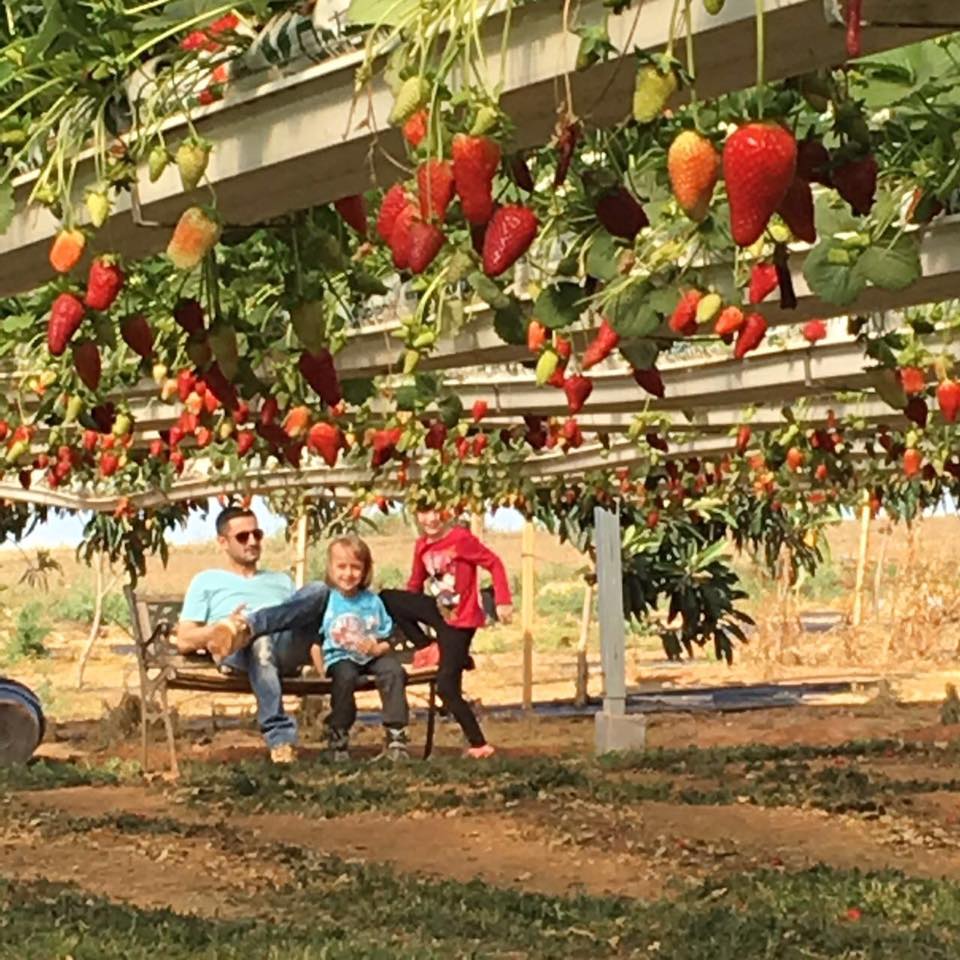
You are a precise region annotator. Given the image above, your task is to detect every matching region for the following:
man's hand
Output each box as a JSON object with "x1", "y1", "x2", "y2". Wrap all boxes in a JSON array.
[
  {"x1": 496, "y1": 604, "x2": 514, "y2": 625},
  {"x1": 364, "y1": 639, "x2": 392, "y2": 658}
]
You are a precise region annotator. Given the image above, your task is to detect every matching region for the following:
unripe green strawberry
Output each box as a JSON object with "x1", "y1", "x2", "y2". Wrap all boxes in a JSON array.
[
  {"x1": 535, "y1": 349, "x2": 560, "y2": 386},
  {"x1": 176, "y1": 139, "x2": 211, "y2": 191},
  {"x1": 85, "y1": 188, "x2": 110, "y2": 228},
  {"x1": 632, "y1": 63, "x2": 677, "y2": 123},
  {"x1": 403, "y1": 349, "x2": 420, "y2": 374},
  {"x1": 148, "y1": 145, "x2": 169, "y2": 182},
  {"x1": 470, "y1": 105, "x2": 499, "y2": 136},
  {"x1": 389, "y1": 76, "x2": 429, "y2": 125},
  {"x1": 703, "y1": 0, "x2": 724, "y2": 12},
  {"x1": 696, "y1": 293, "x2": 723, "y2": 324}
]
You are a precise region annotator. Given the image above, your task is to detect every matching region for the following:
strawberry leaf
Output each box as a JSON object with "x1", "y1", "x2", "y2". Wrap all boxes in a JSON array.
[
  {"x1": 619, "y1": 339, "x2": 659, "y2": 370},
  {"x1": 341, "y1": 378, "x2": 376, "y2": 406},
  {"x1": 584, "y1": 230, "x2": 619, "y2": 282},
  {"x1": 533, "y1": 283, "x2": 582, "y2": 330},
  {"x1": 855, "y1": 236, "x2": 921, "y2": 292},
  {"x1": 606, "y1": 283, "x2": 659, "y2": 338},
  {"x1": 493, "y1": 300, "x2": 527, "y2": 346},
  {"x1": 802, "y1": 239, "x2": 866, "y2": 306}
]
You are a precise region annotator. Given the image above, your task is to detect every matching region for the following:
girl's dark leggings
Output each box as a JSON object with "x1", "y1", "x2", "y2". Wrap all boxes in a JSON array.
[{"x1": 380, "y1": 589, "x2": 486, "y2": 747}]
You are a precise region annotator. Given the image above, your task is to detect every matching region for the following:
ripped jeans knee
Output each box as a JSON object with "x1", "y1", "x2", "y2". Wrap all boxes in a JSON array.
[{"x1": 251, "y1": 634, "x2": 277, "y2": 669}]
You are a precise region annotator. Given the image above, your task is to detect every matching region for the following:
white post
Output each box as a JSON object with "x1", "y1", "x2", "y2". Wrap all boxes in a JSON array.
[{"x1": 593, "y1": 506, "x2": 646, "y2": 754}]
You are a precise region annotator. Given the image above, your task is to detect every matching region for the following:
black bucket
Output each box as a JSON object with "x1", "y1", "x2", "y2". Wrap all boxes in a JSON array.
[{"x1": 0, "y1": 677, "x2": 45, "y2": 764}]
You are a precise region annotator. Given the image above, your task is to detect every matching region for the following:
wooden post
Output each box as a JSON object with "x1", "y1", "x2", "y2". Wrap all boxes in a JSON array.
[
  {"x1": 293, "y1": 511, "x2": 309, "y2": 589},
  {"x1": 852, "y1": 489, "x2": 872, "y2": 627},
  {"x1": 521, "y1": 520, "x2": 535, "y2": 710},
  {"x1": 595, "y1": 506, "x2": 626, "y2": 714},
  {"x1": 574, "y1": 580, "x2": 593, "y2": 707}
]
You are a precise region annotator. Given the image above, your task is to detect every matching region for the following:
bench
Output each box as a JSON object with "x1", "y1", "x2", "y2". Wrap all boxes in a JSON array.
[{"x1": 124, "y1": 587, "x2": 439, "y2": 776}]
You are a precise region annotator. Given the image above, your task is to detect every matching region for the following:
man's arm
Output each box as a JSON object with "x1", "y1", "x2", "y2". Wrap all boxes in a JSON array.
[
  {"x1": 176, "y1": 572, "x2": 215, "y2": 653},
  {"x1": 175, "y1": 619, "x2": 219, "y2": 654}
]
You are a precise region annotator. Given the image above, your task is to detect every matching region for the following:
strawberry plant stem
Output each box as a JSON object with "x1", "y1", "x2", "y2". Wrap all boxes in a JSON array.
[
  {"x1": 683, "y1": 0, "x2": 697, "y2": 124},
  {"x1": 665, "y1": 0, "x2": 682, "y2": 57},
  {"x1": 755, "y1": 0, "x2": 765, "y2": 100}
]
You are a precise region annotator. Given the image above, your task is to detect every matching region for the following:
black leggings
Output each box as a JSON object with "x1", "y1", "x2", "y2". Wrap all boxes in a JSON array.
[{"x1": 380, "y1": 589, "x2": 485, "y2": 747}]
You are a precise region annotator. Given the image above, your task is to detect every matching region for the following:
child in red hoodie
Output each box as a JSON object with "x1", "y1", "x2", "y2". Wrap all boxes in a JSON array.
[{"x1": 381, "y1": 508, "x2": 513, "y2": 758}]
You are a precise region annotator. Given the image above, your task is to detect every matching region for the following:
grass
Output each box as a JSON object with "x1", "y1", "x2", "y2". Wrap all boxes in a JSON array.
[
  {"x1": 0, "y1": 602, "x2": 50, "y2": 665},
  {"x1": 3, "y1": 864, "x2": 960, "y2": 959}
]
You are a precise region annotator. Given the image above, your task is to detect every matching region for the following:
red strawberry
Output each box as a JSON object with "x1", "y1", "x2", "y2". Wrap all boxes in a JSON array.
[
  {"x1": 388, "y1": 203, "x2": 418, "y2": 270},
  {"x1": 735, "y1": 425, "x2": 752, "y2": 453},
  {"x1": 82, "y1": 428, "x2": 99, "y2": 452},
  {"x1": 170, "y1": 449, "x2": 185, "y2": 474},
  {"x1": 84, "y1": 257, "x2": 124, "y2": 310},
  {"x1": 796, "y1": 138, "x2": 831, "y2": 186},
  {"x1": 748, "y1": 263, "x2": 779, "y2": 304},
  {"x1": 424, "y1": 420, "x2": 448, "y2": 450},
  {"x1": 898, "y1": 366, "x2": 926, "y2": 396},
  {"x1": 259, "y1": 396, "x2": 279, "y2": 426},
  {"x1": 734, "y1": 313, "x2": 768, "y2": 359},
  {"x1": 802, "y1": 319, "x2": 827, "y2": 344},
  {"x1": 99, "y1": 451, "x2": 119, "y2": 477},
  {"x1": 669, "y1": 290, "x2": 702, "y2": 336},
  {"x1": 832, "y1": 155, "x2": 877, "y2": 216},
  {"x1": 226, "y1": 431, "x2": 251, "y2": 458},
  {"x1": 407, "y1": 221, "x2": 445, "y2": 273},
  {"x1": 785, "y1": 447, "x2": 805, "y2": 471},
  {"x1": 403, "y1": 109, "x2": 428, "y2": 148},
  {"x1": 777, "y1": 177, "x2": 816, "y2": 243},
  {"x1": 417, "y1": 160, "x2": 455, "y2": 222},
  {"x1": 376, "y1": 184, "x2": 411, "y2": 243},
  {"x1": 120, "y1": 314, "x2": 154, "y2": 358},
  {"x1": 72, "y1": 340, "x2": 100, "y2": 389},
  {"x1": 595, "y1": 187, "x2": 648, "y2": 240},
  {"x1": 714, "y1": 306, "x2": 745, "y2": 336},
  {"x1": 48, "y1": 293, "x2": 85, "y2": 355},
  {"x1": 204, "y1": 362, "x2": 239, "y2": 412},
  {"x1": 846, "y1": 0, "x2": 862, "y2": 58},
  {"x1": 723, "y1": 123, "x2": 797, "y2": 247},
  {"x1": 334, "y1": 195, "x2": 368, "y2": 237},
  {"x1": 482, "y1": 205, "x2": 538, "y2": 277},
  {"x1": 472, "y1": 433, "x2": 488, "y2": 457},
  {"x1": 370, "y1": 427, "x2": 403, "y2": 468},
  {"x1": 298, "y1": 349, "x2": 342, "y2": 407},
  {"x1": 452, "y1": 134, "x2": 500, "y2": 225},
  {"x1": 937, "y1": 379, "x2": 960, "y2": 423},
  {"x1": 632, "y1": 367, "x2": 665, "y2": 398},
  {"x1": 195, "y1": 425, "x2": 213, "y2": 448},
  {"x1": 905, "y1": 396, "x2": 928, "y2": 427},
  {"x1": 582, "y1": 319, "x2": 620, "y2": 369},
  {"x1": 564, "y1": 375, "x2": 593, "y2": 414},
  {"x1": 174, "y1": 298, "x2": 205, "y2": 335},
  {"x1": 471, "y1": 400, "x2": 489, "y2": 422},
  {"x1": 177, "y1": 368, "x2": 197, "y2": 403},
  {"x1": 148, "y1": 438, "x2": 167, "y2": 460}
]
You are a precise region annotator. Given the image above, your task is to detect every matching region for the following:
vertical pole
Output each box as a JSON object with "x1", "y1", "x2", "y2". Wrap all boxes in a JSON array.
[
  {"x1": 574, "y1": 579, "x2": 593, "y2": 707},
  {"x1": 293, "y1": 510, "x2": 309, "y2": 589},
  {"x1": 852, "y1": 489, "x2": 871, "y2": 627},
  {"x1": 595, "y1": 506, "x2": 626, "y2": 714},
  {"x1": 521, "y1": 520, "x2": 535, "y2": 711}
]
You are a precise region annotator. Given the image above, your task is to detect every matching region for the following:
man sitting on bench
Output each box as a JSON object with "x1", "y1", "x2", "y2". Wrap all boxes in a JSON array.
[{"x1": 175, "y1": 506, "x2": 327, "y2": 764}]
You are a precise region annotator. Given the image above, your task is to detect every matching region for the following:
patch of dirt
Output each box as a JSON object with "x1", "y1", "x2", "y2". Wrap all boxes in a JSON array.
[{"x1": 0, "y1": 805, "x2": 289, "y2": 918}]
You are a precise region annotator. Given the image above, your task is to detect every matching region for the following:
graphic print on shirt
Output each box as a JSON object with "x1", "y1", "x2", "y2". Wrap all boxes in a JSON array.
[
  {"x1": 423, "y1": 547, "x2": 461, "y2": 621},
  {"x1": 328, "y1": 611, "x2": 379, "y2": 658}
]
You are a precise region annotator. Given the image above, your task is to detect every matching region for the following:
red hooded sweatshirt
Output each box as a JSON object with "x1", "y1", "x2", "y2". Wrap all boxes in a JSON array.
[{"x1": 407, "y1": 525, "x2": 512, "y2": 629}]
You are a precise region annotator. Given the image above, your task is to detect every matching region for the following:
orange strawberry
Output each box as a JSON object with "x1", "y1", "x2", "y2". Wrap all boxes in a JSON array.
[
  {"x1": 714, "y1": 306, "x2": 745, "y2": 336},
  {"x1": 527, "y1": 320, "x2": 548, "y2": 353},
  {"x1": 903, "y1": 447, "x2": 922, "y2": 478},
  {"x1": 898, "y1": 366, "x2": 926, "y2": 396},
  {"x1": 667, "y1": 130, "x2": 719, "y2": 221},
  {"x1": 167, "y1": 207, "x2": 220, "y2": 270},
  {"x1": 723, "y1": 123, "x2": 797, "y2": 247},
  {"x1": 49, "y1": 229, "x2": 86, "y2": 274},
  {"x1": 403, "y1": 109, "x2": 428, "y2": 148}
]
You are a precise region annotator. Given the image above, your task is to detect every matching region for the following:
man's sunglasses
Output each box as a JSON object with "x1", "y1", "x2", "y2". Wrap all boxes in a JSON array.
[{"x1": 234, "y1": 529, "x2": 264, "y2": 545}]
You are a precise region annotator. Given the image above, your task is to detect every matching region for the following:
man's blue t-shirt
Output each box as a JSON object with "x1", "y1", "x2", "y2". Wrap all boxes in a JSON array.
[
  {"x1": 181, "y1": 569, "x2": 295, "y2": 624},
  {"x1": 321, "y1": 588, "x2": 393, "y2": 669}
]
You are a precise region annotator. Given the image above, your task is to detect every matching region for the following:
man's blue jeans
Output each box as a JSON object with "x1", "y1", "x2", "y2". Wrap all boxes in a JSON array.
[{"x1": 222, "y1": 581, "x2": 330, "y2": 750}]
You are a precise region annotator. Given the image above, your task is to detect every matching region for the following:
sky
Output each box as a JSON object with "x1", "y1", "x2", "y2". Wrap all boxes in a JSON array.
[{"x1": 0, "y1": 497, "x2": 527, "y2": 550}]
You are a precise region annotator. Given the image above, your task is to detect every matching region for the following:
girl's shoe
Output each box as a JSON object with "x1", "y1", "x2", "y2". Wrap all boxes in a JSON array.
[
  {"x1": 412, "y1": 642, "x2": 440, "y2": 669},
  {"x1": 465, "y1": 744, "x2": 495, "y2": 760}
]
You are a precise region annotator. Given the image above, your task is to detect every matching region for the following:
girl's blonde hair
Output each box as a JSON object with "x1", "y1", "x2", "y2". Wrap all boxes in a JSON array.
[{"x1": 326, "y1": 535, "x2": 374, "y2": 590}]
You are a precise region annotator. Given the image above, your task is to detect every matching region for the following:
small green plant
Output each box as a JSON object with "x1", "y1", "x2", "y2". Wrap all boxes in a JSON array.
[
  {"x1": 58, "y1": 583, "x2": 131, "y2": 629},
  {"x1": 1, "y1": 602, "x2": 50, "y2": 664}
]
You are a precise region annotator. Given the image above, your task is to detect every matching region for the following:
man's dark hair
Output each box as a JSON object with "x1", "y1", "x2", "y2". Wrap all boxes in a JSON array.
[{"x1": 216, "y1": 506, "x2": 256, "y2": 537}]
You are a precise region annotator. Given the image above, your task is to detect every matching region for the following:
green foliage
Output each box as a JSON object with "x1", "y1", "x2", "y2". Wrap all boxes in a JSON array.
[
  {"x1": 1, "y1": 602, "x2": 50, "y2": 664},
  {"x1": 57, "y1": 584, "x2": 131, "y2": 629}
]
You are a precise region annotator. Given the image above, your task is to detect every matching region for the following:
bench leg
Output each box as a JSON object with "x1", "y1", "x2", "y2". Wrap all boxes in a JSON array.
[
  {"x1": 159, "y1": 684, "x2": 179, "y2": 779},
  {"x1": 423, "y1": 679, "x2": 437, "y2": 760}
]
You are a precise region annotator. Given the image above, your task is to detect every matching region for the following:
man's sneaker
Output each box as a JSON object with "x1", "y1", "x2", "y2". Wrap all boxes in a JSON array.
[
  {"x1": 412, "y1": 642, "x2": 440, "y2": 669},
  {"x1": 465, "y1": 743, "x2": 495, "y2": 760},
  {"x1": 270, "y1": 743, "x2": 297, "y2": 764},
  {"x1": 384, "y1": 727, "x2": 409, "y2": 763},
  {"x1": 327, "y1": 728, "x2": 350, "y2": 762}
]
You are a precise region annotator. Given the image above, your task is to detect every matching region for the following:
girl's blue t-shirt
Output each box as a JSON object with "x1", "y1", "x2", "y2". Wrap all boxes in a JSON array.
[{"x1": 321, "y1": 588, "x2": 394, "y2": 667}]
